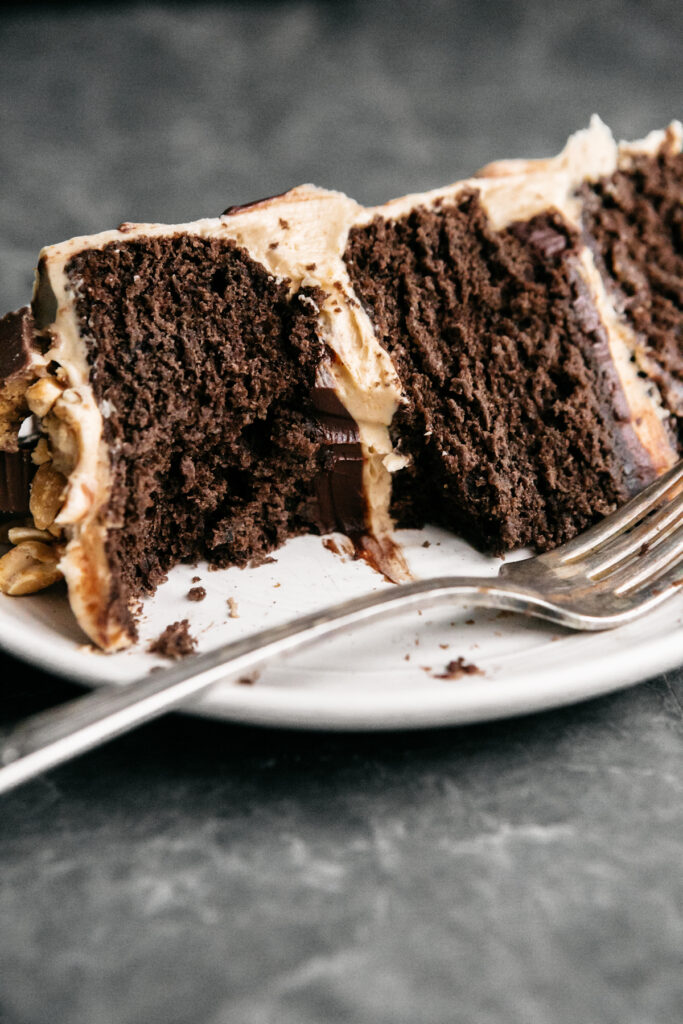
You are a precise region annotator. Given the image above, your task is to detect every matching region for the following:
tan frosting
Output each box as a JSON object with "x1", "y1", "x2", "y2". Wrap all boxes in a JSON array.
[
  {"x1": 358, "y1": 116, "x2": 619, "y2": 233},
  {"x1": 31, "y1": 256, "x2": 126, "y2": 648},
  {"x1": 618, "y1": 120, "x2": 682, "y2": 162}
]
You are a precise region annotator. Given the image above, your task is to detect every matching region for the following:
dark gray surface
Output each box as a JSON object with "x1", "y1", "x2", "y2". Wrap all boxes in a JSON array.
[{"x1": 0, "y1": 2, "x2": 682, "y2": 1022}]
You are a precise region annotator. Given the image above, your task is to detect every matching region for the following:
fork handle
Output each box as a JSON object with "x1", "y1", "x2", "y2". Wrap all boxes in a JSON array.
[{"x1": 0, "y1": 575, "x2": 570, "y2": 795}]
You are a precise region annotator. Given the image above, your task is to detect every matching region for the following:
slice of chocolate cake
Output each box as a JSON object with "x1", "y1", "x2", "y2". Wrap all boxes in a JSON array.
[
  {"x1": 0, "y1": 118, "x2": 680, "y2": 650},
  {"x1": 0, "y1": 186, "x2": 407, "y2": 648},
  {"x1": 344, "y1": 117, "x2": 680, "y2": 551}
]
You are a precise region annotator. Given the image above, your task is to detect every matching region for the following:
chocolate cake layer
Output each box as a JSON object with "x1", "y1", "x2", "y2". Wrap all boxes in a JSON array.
[
  {"x1": 581, "y1": 147, "x2": 683, "y2": 437},
  {"x1": 66, "y1": 233, "x2": 327, "y2": 638},
  {"x1": 344, "y1": 191, "x2": 652, "y2": 553}
]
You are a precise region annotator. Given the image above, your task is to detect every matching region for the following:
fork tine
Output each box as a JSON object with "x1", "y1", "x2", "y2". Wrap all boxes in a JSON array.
[
  {"x1": 581, "y1": 489, "x2": 683, "y2": 577},
  {"x1": 619, "y1": 557, "x2": 683, "y2": 608},
  {"x1": 610, "y1": 521, "x2": 683, "y2": 595},
  {"x1": 558, "y1": 460, "x2": 683, "y2": 564}
]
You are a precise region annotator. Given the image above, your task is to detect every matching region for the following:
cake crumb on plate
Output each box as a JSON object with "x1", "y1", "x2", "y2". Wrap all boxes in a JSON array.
[{"x1": 148, "y1": 620, "x2": 197, "y2": 659}]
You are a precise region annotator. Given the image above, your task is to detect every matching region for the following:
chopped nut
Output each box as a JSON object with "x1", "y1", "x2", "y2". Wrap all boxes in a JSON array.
[
  {"x1": 31, "y1": 437, "x2": 51, "y2": 465},
  {"x1": 7, "y1": 526, "x2": 54, "y2": 545},
  {"x1": 42, "y1": 412, "x2": 78, "y2": 476},
  {"x1": 29, "y1": 463, "x2": 67, "y2": 530},
  {"x1": 0, "y1": 541, "x2": 62, "y2": 595},
  {"x1": 25, "y1": 377, "x2": 64, "y2": 418},
  {"x1": 59, "y1": 388, "x2": 82, "y2": 405},
  {"x1": 0, "y1": 518, "x2": 32, "y2": 544}
]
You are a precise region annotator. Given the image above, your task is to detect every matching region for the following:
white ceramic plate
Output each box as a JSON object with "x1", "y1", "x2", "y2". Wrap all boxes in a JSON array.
[{"x1": 1, "y1": 528, "x2": 682, "y2": 730}]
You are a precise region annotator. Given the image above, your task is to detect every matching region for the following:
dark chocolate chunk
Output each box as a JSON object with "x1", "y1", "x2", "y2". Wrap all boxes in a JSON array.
[
  {"x1": 309, "y1": 358, "x2": 366, "y2": 533},
  {"x1": 222, "y1": 190, "x2": 289, "y2": 217},
  {"x1": 0, "y1": 451, "x2": 33, "y2": 514},
  {"x1": 0, "y1": 307, "x2": 35, "y2": 381},
  {"x1": 32, "y1": 257, "x2": 58, "y2": 329}
]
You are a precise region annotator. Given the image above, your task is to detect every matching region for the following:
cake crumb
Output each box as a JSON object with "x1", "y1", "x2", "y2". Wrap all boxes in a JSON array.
[
  {"x1": 278, "y1": 217, "x2": 290, "y2": 230},
  {"x1": 191, "y1": 575, "x2": 201, "y2": 583},
  {"x1": 227, "y1": 597, "x2": 239, "y2": 618},
  {"x1": 421, "y1": 540, "x2": 431, "y2": 548},
  {"x1": 187, "y1": 586, "x2": 206, "y2": 602},
  {"x1": 434, "y1": 657, "x2": 483, "y2": 680},
  {"x1": 236, "y1": 672, "x2": 259, "y2": 686},
  {"x1": 305, "y1": 262, "x2": 317, "y2": 271},
  {"x1": 439, "y1": 643, "x2": 449, "y2": 649},
  {"x1": 148, "y1": 620, "x2": 197, "y2": 659},
  {"x1": 465, "y1": 618, "x2": 475, "y2": 625},
  {"x1": 404, "y1": 654, "x2": 410, "y2": 661}
]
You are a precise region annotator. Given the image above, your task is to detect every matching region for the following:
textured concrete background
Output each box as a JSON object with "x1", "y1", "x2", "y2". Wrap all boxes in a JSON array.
[{"x1": 1, "y1": 2, "x2": 682, "y2": 1022}]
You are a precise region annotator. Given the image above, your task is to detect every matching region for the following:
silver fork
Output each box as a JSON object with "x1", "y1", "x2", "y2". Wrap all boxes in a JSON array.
[{"x1": 1, "y1": 459, "x2": 682, "y2": 795}]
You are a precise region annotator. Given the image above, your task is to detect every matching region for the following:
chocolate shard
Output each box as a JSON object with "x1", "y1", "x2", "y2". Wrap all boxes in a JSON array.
[
  {"x1": 0, "y1": 450, "x2": 34, "y2": 514},
  {"x1": 310, "y1": 385, "x2": 365, "y2": 534},
  {"x1": 0, "y1": 307, "x2": 36, "y2": 381},
  {"x1": 222, "y1": 190, "x2": 289, "y2": 217}
]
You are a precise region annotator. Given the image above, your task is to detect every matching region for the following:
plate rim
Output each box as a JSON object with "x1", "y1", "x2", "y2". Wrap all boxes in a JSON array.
[{"x1": 1, "y1": 590, "x2": 681, "y2": 731}]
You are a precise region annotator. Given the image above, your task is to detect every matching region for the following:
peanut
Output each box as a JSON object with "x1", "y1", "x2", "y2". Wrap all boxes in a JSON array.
[
  {"x1": 31, "y1": 437, "x2": 51, "y2": 466},
  {"x1": 26, "y1": 377, "x2": 64, "y2": 418},
  {"x1": 0, "y1": 518, "x2": 32, "y2": 544},
  {"x1": 7, "y1": 526, "x2": 54, "y2": 545},
  {"x1": 42, "y1": 413, "x2": 78, "y2": 476},
  {"x1": 0, "y1": 541, "x2": 62, "y2": 596},
  {"x1": 29, "y1": 463, "x2": 67, "y2": 530}
]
